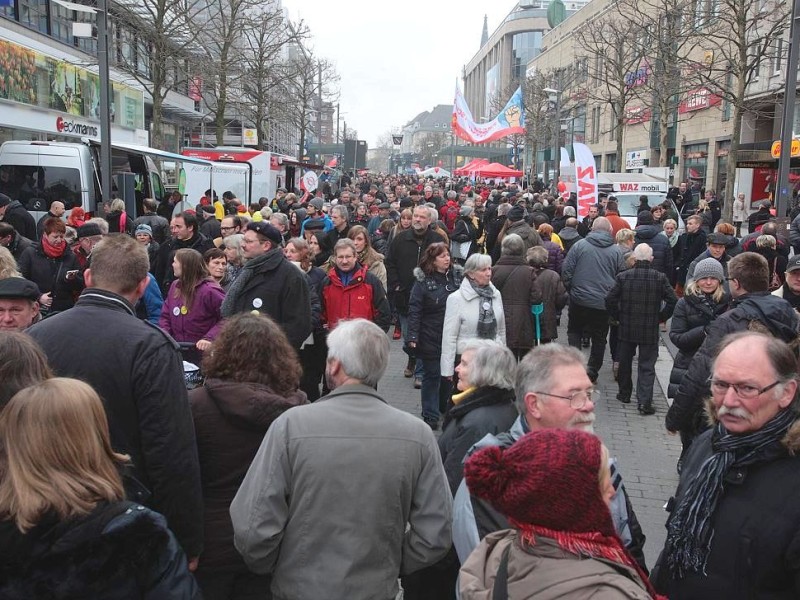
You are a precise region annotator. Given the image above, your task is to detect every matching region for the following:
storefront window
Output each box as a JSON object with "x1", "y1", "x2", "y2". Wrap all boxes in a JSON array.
[
  {"x1": 715, "y1": 140, "x2": 730, "y2": 200},
  {"x1": 683, "y1": 143, "x2": 708, "y2": 189},
  {"x1": 606, "y1": 153, "x2": 618, "y2": 172}
]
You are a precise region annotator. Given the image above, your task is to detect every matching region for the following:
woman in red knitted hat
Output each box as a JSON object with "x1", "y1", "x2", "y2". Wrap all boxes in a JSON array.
[{"x1": 460, "y1": 429, "x2": 663, "y2": 599}]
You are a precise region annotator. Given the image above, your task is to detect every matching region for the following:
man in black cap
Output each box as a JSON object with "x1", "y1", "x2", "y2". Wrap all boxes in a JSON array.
[
  {"x1": 221, "y1": 221, "x2": 312, "y2": 349},
  {"x1": 73, "y1": 222, "x2": 104, "y2": 270},
  {"x1": 773, "y1": 254, "x2": 800, "y2": 310},
  {"x1": 0, "y1": 222, "x2": 33, "y2": 262},
  {"x1": 0, "y1": 193, "x2": 36, "y2": 241},
  {"x1": 0, "y1": 277, "x2": 41, "y2": 330},
  {"x1": 368, "y1": 202, "x2": 391, "y2": 235}
]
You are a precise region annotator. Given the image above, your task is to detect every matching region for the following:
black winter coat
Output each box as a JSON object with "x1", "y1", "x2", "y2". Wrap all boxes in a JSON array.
[
  {"x1": 407, "y1": 266, "x2": 462, "y2": 360},
  {"x1": 6, "y1": 230, "x2": 32, "y2": 261},
  {"x1": 676, "y1": 230, "x2": 707, "y2": 285},
  {"x1": 189, "y1": 379, "x2": 306, "y2": 574},
  {"x1": 385, "y1": 227, "x2": 446, "y2": 314},
  {"x1": 18, "y1": 243, "x2": 82, "y2": 312},
  {"x1": 634, "y1": 224, "x2": 673, "y2": 277},
  {"x1": 654, "y1": 420, "x2": 800, "y2": 599},
  {"x1": 666, "y1": 292, "x2": 800, "y2": 434},
  {"x1": 3, "y1": 200, "x2": 36, "y2": 240},
  {"x1": 107, "y1": 210, "x2": 134, "y2": 235},
  {"x1": 28, "y1": 290, "x2": 204, "y2": 557},
  {"x1": 451, "y1": 216, "x2": 478, "y2": 256},
  {"x1": 153, "y1": 233, "x2": 215, "y2": 295},
  {"x1": 606, "y1": 261, "x2": 677, "y2": 345},
  {"x1": 222, "y1": 248, "x2": 312, "y2": 349},
  {"x1": 438, "y1": 386, "x2": 517, "y2": 495},
  {"x1": 0, "y1": 502, "x2": 200, "y2": 599},
  {"x1": 667, "y1": 292, "x2": 729, "y2": 398},
  {"x1": 558, "y1": 226, "x2": 582, "y2": 255}
]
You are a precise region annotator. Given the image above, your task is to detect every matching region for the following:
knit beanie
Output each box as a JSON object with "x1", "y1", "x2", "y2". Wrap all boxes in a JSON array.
[
  {"x1": 507, "y1": 205, "x2": 525, "y2": 222},
  {"x1": 693, "y1": 257, "x2": 724, "y2": 282},
  {"x1": 135, "y1": 223, "x2": 153, "y2": 238},
  {"x1": 464, "y1": 429, "x2": 612, "y2": 536}
]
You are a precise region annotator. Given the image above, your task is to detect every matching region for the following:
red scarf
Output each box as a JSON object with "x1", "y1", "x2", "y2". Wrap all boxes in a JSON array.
[
  {"x1": 41, "y1": 235, "x2": 66, "y2": 259},
  {"x1": 518, "y1": 525, "x2": 665, "y2": 600}
]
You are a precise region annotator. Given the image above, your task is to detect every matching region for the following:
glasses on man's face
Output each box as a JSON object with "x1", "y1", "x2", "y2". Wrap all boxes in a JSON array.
[
  {"x1": 535, "y1": 389, "x2": 595, "y2": 409},
  {"x1": 709, "y1": 378, "x2": 780, "y2": 399},
  {"x1": 220, "y1": 226, "x2": 235, "y2": 231}
]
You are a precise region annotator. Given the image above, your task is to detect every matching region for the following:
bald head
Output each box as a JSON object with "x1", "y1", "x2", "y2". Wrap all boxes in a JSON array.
[{"x1": 592, "y1": 216, "x2": 612, "y2": 233}]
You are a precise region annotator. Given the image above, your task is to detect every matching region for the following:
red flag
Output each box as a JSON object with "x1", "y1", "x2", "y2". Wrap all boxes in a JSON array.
[{"x1": 326, "y1": 157, "x2": 338, "y2": 168}]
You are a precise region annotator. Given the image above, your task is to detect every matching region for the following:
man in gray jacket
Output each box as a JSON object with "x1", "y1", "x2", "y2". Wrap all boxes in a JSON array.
[
  {"x1": 230, "y1": 318, "x2": 453, "y2": 600},
  {"x1": 562, "y1": 216, "x2": 626, "y2": 381}
]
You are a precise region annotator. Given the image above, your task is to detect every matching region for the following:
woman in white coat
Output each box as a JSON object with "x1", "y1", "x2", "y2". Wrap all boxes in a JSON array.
[{"x1": 440, "y1": 253, "x2": 506, "y2": 387}]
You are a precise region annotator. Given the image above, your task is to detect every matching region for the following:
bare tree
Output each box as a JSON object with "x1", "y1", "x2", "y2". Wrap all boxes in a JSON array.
[
  {"x1": 238, "y1": 12, "x2": 308, "y2": 150},
  {"x1": 112, "y1": 0, "x2": 207, "y2": 149},
  {"x1": 523, "y1": 69, "x2": 558, "y2": 179},
  {"x1": 575, "y1": 10, "x2": 646, "y2": 170},
  {"x1": 691, "y1": 0, "x2": 789, "y2": 219},
  {"x1": 615, "y1": 0, "x2": 700, "y2": 168}
]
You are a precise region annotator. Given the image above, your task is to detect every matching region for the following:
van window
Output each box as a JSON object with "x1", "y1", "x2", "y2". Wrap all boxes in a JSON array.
[{"x1": 0, "y1": 165, "x2": 82, "y2": 211}]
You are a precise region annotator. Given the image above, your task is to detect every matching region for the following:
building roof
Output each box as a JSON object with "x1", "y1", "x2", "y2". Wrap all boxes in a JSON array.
[{"x1": 403, "y1": 104, "x2": 454, "y2": 132}]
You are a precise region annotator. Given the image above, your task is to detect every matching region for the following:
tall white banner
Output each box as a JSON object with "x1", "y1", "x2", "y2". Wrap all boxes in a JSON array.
[{"x1": 573, "y1": 143, "x2": 598, "y2": 218}]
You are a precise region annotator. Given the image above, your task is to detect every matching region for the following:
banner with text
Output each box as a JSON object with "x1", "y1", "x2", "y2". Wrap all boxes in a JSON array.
[
  {"x1": 452, "y1": 86, "x2": 525, "y2": 144},
  {"x1": 574, "y1": 142, "x2": 598, "y2": 218}
]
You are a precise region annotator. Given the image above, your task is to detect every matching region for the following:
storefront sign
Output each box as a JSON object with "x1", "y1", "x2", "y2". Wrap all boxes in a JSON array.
[
  {"x1": 770, "y1": 139, "x2": 800, "y2": 159},
  {"x1": 55, "y1": 116, "x2": 98, "y2": 137},
  {"x1": 678, "y1": 88, "x2": 722, "y2": 113}
]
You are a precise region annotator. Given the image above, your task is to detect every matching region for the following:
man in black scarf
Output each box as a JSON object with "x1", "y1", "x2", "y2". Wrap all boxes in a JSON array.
[{"x1": 654, "y1": 331, "x2": 800, "y2": 598}]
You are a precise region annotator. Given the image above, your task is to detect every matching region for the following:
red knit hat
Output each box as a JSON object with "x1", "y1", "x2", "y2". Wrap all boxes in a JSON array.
[{"x1": 464, "y1": 429, "x2": 612, "y2": 536}]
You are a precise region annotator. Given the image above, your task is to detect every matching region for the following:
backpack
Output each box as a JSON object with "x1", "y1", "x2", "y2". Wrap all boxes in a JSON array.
[{"x1": 444, "y1": 204, "x2": 459, "y2": 232}]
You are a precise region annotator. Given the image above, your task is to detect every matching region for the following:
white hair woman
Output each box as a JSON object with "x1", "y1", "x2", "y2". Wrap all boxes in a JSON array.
[{"x1": 440, "y1": 253, "x2": 506, "y2": 390}]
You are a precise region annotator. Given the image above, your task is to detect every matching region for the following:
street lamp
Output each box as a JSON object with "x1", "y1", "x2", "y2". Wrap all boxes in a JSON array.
[
  {"x1": 54, "y1": 0, "x2": 112, "y2": 207},
  {"x1": 543, "y1": 87, "x2": 560, "y2": 189}
]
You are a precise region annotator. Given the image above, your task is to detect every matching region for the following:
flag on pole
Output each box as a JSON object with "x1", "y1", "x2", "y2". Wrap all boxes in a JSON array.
[
  {"x1": 452, "y1": 86, "x2": 525, "y2": 144},
  {"x1": 326, "y1": 156, "x2": 338, "y2": 168}
]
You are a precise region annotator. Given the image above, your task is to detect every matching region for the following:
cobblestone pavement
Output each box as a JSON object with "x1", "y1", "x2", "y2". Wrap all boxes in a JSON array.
[{"x1": 380, "y1": 329, "x2": 682, "y2": 570}]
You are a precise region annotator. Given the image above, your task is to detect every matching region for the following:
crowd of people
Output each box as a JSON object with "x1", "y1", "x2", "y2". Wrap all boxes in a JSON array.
[{"x1": 1, "y1": 171, "x2": 800, "y2": 599}]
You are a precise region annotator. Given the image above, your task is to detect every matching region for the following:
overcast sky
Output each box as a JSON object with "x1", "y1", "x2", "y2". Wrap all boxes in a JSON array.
[{"x1": 280, "y1": 0, "x2": 512, "y2": 148}]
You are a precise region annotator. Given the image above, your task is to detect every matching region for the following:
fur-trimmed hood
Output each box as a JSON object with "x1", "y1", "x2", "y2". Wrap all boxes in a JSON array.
[
  {"x1": 704, "y1": 398, "x2": 800, "y2": 453},
  {"x1": 413, "y1": 264, "x2": 464, "y2": 283}
]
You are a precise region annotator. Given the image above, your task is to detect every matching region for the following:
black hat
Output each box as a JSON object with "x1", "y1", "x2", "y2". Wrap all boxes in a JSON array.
[
  {"x1": 636, "y1": 210, "x2": 654, "y2": 225},
  {"x1": 77, "y1": 223, "x2": 103, "y2": 239},
  {"x1": 378, "y1": 202, "x2": 391, "y2": 209},
  {"x1": 247, "y1": 221, "x2": 283, "y2": 247},
  {"x1": 507, "y1": 205, "x2": 525, "y2": 222},
  {"x1": 0, "y1": 277, "x2": 41, "y2": 301},
  {"x1": 706, "y1": 232, "x2": 729, "y2": 246},
  {"x1": 787, "y1": 255, "x2": 800, "y2": 273},
  {"x1": 303, "y1": 218, "x2": 326, "y2": 231},
  {"x1": 399, "y1": 198, "x2": 413, "y2": 209},
  {"x1": 0, "y1": 194, "x2": 10, "y2": 208}
]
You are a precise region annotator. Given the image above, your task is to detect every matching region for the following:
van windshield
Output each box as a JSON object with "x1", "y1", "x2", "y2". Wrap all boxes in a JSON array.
[{"x1": 0, "y1": 165, "x2": 82, "y2": 211}]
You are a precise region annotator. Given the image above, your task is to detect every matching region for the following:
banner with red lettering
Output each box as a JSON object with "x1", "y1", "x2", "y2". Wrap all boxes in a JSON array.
[{"x1": 573, "y1": 143, "x2": 598, "y2": 218}]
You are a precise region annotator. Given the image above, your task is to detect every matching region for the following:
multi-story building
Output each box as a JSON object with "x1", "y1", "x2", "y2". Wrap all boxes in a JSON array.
[
  {"x1": 0, "y1": 0, "x2": 202, "y2": 150},
  {"x1": 398, "y1": 104, "x2": 454, "y2": 168},
  {"x1": 527, "y1": 0, "x2": 796, "y2": 205}
]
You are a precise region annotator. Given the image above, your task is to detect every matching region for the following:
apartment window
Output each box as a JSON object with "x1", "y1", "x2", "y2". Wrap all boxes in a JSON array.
[
  {"x1": 772, "y1": 37, "x2": 784, "y2": 75},
  {"x1": 752, "y1": 43, "x2": 761, "y2": 81},
  {"x1": 693, "y1": 0, "x2": 705, "y2": 28},
  {"x1": 609, "y1": 103, "x2": 618, "y2": 141},
  {"x1": 50, "y1": 0, "x2": 73, "y2": 44},
  {"x1": 18, "y1": 0, "x2": 48, "y2": 33},
  {"x1": 591, "y1": 105, "x2": 601, "y2": 143}
]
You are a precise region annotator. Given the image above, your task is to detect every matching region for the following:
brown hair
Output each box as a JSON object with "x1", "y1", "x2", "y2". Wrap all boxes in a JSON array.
[
  {"x1": 202, "y1": 313, "x2": 301, "y2": 395},
  {"x1": 715, "y1": 222, "x2": 735, "y2": 236},
  {"x1": 286, "y1": 237, "x2": 311, "y2": 271},
  {"x1": 43, "y1": 217, "x2": 66, "y2": 235},
  {"x1": 0, "y1": 378, "x2": 128, "y2": 531},
  {"x1": 418, "y1": 242, "x2": 450, "y2": 276},
  {"x1": 348, "y1": 225, "x2": 382, "y2": 265},
  {"x1": 174, "y1": 248, "x2": 212, "y2": 310},
  {"x1": 89, "y1": 234, "x2": 149, "y2": 295},
  {"x1": 0, "y1": 332, "x2": 52, "y2": 409},
  {"x1": 728, "y1": 252, "x2": 769, "y2": 293},
  {"x1": 537, "y1": 223, "x2": 554, "y2": 240}
]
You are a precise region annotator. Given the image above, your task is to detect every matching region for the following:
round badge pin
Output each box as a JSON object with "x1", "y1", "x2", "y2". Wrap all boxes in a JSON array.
[
  {"x1": 180, "y1": 306, "x2": 188, "y2": 315},
  {"x1": 173, "y1": 306, "x2": 180, "y2": 316},
  {"x1": 483, "y1": 302, "x2": 491, "y2": 310},
  {"x1": 253, "y1": 298, "x2": 263, "y2": 309}
]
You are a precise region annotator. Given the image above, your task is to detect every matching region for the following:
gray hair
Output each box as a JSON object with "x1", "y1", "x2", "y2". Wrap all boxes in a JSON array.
[
  {"x1": 514, "y1": 344, "x2": 586, "y2": 414},
  {"x1": 460, "y1": 205, "x2": 474, "y2": 217},
  {"x1": 428, "y1": 207, "x2": 439, "y2": 223},
  {"x1": 271, "y1": 213, "x2": 289, "y2": 228},
  {"x1": 501, "y1": 233, "x2": 525, "y2": 257},
  {"x1": 563, "y1": 206, "x2": 576, "y2": 217},
  {"x1": 109, "y1": 198, "x2": 126, "y2": 213},
  {"x1": 330, "y1": 205, "x2": 349, "y2": 220},
  {"x1": 464, "y1": 253, "x2": 492, "y2": 275},
  {"x1": 526, "y1": 245, "x2": 549, "y2": 267},
  {"x1": 333, "y1": 238, "x2": 357, "y2": 255},
  {"x1": 447, "y1": 190, "x2": 457, "y2": 200},
  {"x1": 461, "y1": 339, "x2": 516, "y2": 390},
  {"x1": 591, "y1": 216, "x2": 612, "y2": 233},
  {"x1": 632, "y1": 243, "x2": 653, "y2": 261},
  {"x1": 87, "y1": 217, "x2": 109, "y2": 235},
  {"x1": 327, "y1": 319, "x2": 389, "y2": 387},
  {"x1": 223, "y1": 233, "x2": 245, "y2": 264},
  {"x1": 497, "y1": 203, "x2": 511, "y2": 217},
  {"x1": 756, "y1": 234, "x2": 776, "y2": 249}
]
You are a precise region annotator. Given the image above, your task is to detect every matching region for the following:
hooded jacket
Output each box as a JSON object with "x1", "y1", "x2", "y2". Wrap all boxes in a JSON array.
[
  {"x1": 666, "y1": 292, "x2": 800, "y2": 434},
  {"x1": 503, "y1": 220, "x2": 541, "y2": 253},
  {"x1": 188, "y1": 379, "x2": 306, "y2": 573},
  {"x1": 557, "y1": 226, "x2": 582, "y2": 255},
  {"x1": 460, "y1": 530, "x2": 652, "y2": 600},
  {"x1": 634, "y1": 224, "x2": 673, "y2": 277},
  {"x1": 491, "y1": 255, "x2": 542, "y2": 351},
  {"x1": 0, "y1": 502, "x2": 200, "y2": 600},
  {"x1": 407, "y1": 266, "x2": 463, "y2": 360},
  {"x1": 654, "y1": 410, "x2": 800, "y2": 599},
  {"x1": 562, "y1": 231, "x2": 626, "y2": 311}
]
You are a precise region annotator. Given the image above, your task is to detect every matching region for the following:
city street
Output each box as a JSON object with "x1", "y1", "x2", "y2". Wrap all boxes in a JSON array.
[{"x1": 381, "y1": 329, "x2": 682, "y2": 569}]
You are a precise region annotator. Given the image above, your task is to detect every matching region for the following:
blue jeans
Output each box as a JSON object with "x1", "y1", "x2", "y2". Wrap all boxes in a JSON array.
[
  {"x1": 420, "y1": 357, "x2": 451, "y2": 421},
  {"x1": 398, "y1": 313, "x2": 423, "y2": 377}
]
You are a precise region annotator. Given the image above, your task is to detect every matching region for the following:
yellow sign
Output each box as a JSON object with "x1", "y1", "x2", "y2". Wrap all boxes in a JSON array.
[
  {"x1": 771, "y1": 139, "x2": 800, "y2": 158},
  {"x1": 242, "y1": 128, "x2": 258, "y2": 146}
]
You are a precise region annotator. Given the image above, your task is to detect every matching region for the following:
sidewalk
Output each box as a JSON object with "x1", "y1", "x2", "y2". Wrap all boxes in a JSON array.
[{"x1": 381, "y1": 328, "x2": 681, "y2": 569}]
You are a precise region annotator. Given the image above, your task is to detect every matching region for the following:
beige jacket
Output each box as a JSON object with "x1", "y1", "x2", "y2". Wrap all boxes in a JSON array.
[{"x1": 460, "y1": 530, "x2": 652, "y2": 600}]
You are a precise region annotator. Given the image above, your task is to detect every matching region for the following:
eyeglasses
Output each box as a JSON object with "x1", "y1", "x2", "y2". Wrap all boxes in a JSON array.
[
  {"x1": 220, "y1": 226, "x2": 235, "y2": 231},
  {"x1": 709, "y1": 378, "x2": 781, "y2": 399},
  {"x1": 535, "y1": 389, "x2": 595, "y2": 409}
]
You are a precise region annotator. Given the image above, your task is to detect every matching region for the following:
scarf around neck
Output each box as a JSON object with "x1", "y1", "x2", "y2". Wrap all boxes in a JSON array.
[
  {"x1": 220, "y1": 250, "x2": 274, "y2": 317},
  {"x1": 469, "y1": 278, "x2": 496, "y2": 339},
  {"x1": 41, "y1": 235, "x2": 66, "y2": 259},
  {"x1": 666, "y1": 408, "x2": 796, "y2": 579}
]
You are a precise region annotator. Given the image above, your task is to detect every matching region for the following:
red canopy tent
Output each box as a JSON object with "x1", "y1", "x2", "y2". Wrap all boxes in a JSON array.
[
  {"x1": 472, "y1": 162, "x2": 523, "y2": 178},
  {"x1": 454, "y1": 158, "x2": 489, "y2": 176}
]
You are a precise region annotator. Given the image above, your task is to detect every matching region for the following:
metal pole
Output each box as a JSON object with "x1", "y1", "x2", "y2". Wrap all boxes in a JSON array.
[
  {"x1": 554, "y1": 89, "x2": 561, "y2": 192},
  {"x1": 777, "y1": 0, "x2": 800, "y2": 218},
  {"x1": 97, "y1": 0, "x2": 112, "y2": 205}
]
